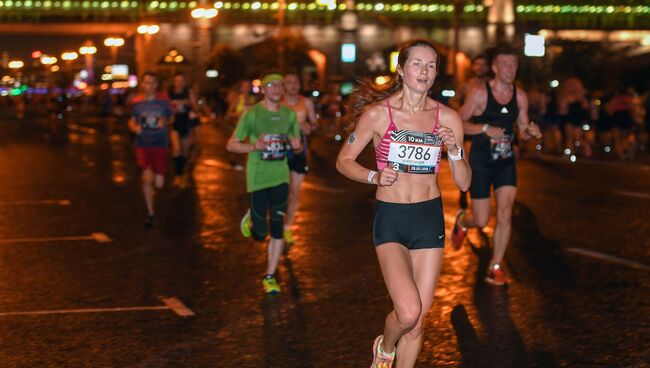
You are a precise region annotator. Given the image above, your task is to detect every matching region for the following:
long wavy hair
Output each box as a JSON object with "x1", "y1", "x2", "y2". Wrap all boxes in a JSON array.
[{"x1": 344, "y1": 39, "x2": 440, "y2": 132}]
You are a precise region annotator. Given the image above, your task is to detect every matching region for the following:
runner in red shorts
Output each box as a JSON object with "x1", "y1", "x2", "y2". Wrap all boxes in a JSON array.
[{"x1": 128, "y1": 72, "x2": 174, "y2": 227}]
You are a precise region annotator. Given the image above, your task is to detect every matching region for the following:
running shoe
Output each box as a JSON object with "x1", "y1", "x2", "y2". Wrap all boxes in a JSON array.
[
  {"x1": 485, "y1": 263, "x2": 509, "y2": 286},
  {"x1": 240, "y1": 209, "x2": 252, "y2": 238},
  {"x1": 262, "y1": 275, "x2": 281, "y2": 295},
  {"x1": 145, "y1": 214, "x2": 155, "y2": 228},
  {"x1": 370, "y1": 335, "x2": 395, "y2": 368},
  {"x1": 284, "y1": 228, "x2": 295, "y2": 244},
  {"x1": 451, "y1": 209, "x2": 467, "y2": 250}
]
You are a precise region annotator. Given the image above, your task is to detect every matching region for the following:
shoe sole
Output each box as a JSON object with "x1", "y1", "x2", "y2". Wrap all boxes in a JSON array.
[
  {"x1": 451, "y1": 210, "x2": 467, "y2": 250},
  {"x1": 485, "y1": 276, "x2": 508, "y2": 286},
  {"x1": 370, "y1": 335, "x2": 381, "y2": 368},
  {"x1": 240, "y1": 211, "x2": 251, "y2": 238}
]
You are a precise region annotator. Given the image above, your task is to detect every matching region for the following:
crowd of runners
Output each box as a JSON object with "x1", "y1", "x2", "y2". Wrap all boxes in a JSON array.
[{"x1": 110, "y1": 38, "x2": 648, "y2": 368}]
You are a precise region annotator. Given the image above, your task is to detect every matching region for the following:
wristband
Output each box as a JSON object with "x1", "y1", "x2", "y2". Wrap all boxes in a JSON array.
[
  {"x1": 367, "y1": 170, "x2": 377, "y2": 185},
  {"x1": 448, "y1": 146, "x2": 463, "y2": 161},
  {"x1": 481, "y1": 124, "x2": 489, "y2": 133}
]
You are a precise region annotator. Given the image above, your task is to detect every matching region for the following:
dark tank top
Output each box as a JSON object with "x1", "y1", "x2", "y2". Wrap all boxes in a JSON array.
[
  {"x1": 470, "y1": 82, "x2": 519, "y2": 165},
  {"x1": 168, "y1": 87, "x2": 191, "y2": 122}
]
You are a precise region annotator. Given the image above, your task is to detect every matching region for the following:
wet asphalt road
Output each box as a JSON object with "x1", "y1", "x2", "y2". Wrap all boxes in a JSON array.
[{"x1": 0, "y1": 112, "x2": 648, "y2": 368}]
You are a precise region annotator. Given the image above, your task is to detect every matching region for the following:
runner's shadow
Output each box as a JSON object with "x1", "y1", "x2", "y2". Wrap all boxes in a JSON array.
[
  {"x1": 258, "y1": 255, "x2": 314, "y2": 368},
  {"x1": 511, "y1": 202, "x2": 572, "y2": 281},
  {"x1": 452, "y1": 244, "x2": 560, "y2": 367}
]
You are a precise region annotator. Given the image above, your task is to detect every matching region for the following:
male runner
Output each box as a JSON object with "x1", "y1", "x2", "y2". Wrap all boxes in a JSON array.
[
  {"x1": 281, "y1": 72, "x2": 318, "y2": 244},
  {"x1": 450, "y1": 54, "x2": 489, "y2": 210},
  {"x1": 128, "y1": 72, "x2": 174, "y2": 227},
  {"x1": 226, "y1": 73, "x2": 301, "y2": 295},
  {"x1": 168, "y1": 73, "x2": 200, "y2": 188},
  {"x1": 452, "y1": 47, "x2": 542, "y2": 285}
]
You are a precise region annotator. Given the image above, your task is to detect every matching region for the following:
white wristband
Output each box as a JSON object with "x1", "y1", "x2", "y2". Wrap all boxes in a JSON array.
[
  {"x1": 448, "y1": 146, "x2": 463, "y2": 161},
  {"x1": 367, "y1": 170, "x2": 377, "y2": 185},
  {"x1": 482, "y1": 124, "x2": 489, "y2": 133}
]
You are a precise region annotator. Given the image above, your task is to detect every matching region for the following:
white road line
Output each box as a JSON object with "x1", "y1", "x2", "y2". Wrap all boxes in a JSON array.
[
  {"x1": 614, "y1": 190, "x2": 650, "y2": 200},
  {"x1": 565, "y1": 247, "x2": 650, "y2": 271},
  {"x1": 0, "y1": 297, "x2": 195, "y2": 318},
  {"x1": 0, "y1": 232, "x2": 112, "y2": 244},
  {"x1": 0, "y1": 199, "x2": 71, "y2": 206}
]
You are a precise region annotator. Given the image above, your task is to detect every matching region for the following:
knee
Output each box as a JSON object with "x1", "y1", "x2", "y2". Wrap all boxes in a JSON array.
[
  {"x1": 395, "y1": 301, "x2": 421, "y2": 330},
  {"x1": 402, "y1": 320, "x2": 425, "y2": 340}
]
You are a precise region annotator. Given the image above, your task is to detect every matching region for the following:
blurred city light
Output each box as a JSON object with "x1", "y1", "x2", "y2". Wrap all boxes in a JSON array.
[
  {"x1": 104, "y1": 37, "x2": 125, "y2": 47},
  {"x1": 582, "y1": 124, "x2": 591, "y2": 131},
  {"x1": 570, "y1": 155, "x2": 577, "y2": 163},
  {"x1": 79, "y1": 46, "x2": 97, "y2": 55},
  {"x1": 61, "y1": 52, "x2": 79, "y2": 61},
  {"x1": 51, "y1": 65, "x2": 60, "y2": 72},
  {"x1": 8, "y1": 60, "x2": 24, "y2": 69},
  {"x1": 206, "y1": 69, "x2": 219, "y2": 78},
  {"x1": 375, "y1": 75, "x2": 390, "y2": 86},
  {"x1": 550, "y1": 80, "x2": 559, "y2": 88},
  {"x1": 524, "y1": 33, "x2": 545, "y2": 57},
  {"x1": 312, "y1": 90, "x2": 320, "y2": 97},
  {"x1": 31, "y1": 50, "x2": 43, "y2": 59},
  {"x1": 442, "y1": 89, "x2": 456, "y2": 97},
  {"x1": 40, "y1": 55, "x2": 58, "y2": 65},
  {"x1": 341, "y1": 43, "x2": 356, "y2": 63},
  {"x1": 137, "y1": 24, "x2": 160, "y2": 35},
  {"x1": 390, "y1": 51, "x2": 399, "y2": 72},
  {"x1": 191, "y1": 7, "x2": 218, "y2": 18}
]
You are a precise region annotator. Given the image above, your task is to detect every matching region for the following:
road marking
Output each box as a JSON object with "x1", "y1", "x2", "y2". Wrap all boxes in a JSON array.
[
  {"x1": 302, "y1": 181, "x2": 346, "y2": 194},
  {"x1": 0, "y1": 199, "x2": 71, "y2": 206},
  {"x1": 565, "y1": 247, "x2": 650, "y2": 271},
  {"x1": 614, "y1": 190, "x2": 650, "y2": 200},
  {"x1": 0, "y1": 297, "x2": 195, "y2": 318},
  {"x1": 0, "y1": 232, "x2": 112, "y2": 244}
]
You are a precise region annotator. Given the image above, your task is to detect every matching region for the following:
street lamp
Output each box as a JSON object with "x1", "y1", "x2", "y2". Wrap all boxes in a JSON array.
[
  {"x1": 8, "y1": 60, "x2": 24, "y2": 69},
  {"x1": 80, "y1": 43, "x2": 98, "y2": 84},
  {"x1": 104, "y1": 37, "x2": 125, "y2": 64},
  {"x1": 79, "y1": 46, "x2": 97, "y2": 55},
  {"x1": 40, "y1": 55, "x2": 58, "y2": 65},
  {"x1": 137, "y1": 24, "x2": 160, "y2": 35},
  {"x1": 61, "y1": 52, "x2": 79, "y2": 61},
  {"x1": 191, "y1": 7, "x2": 218, "y2": 19}
]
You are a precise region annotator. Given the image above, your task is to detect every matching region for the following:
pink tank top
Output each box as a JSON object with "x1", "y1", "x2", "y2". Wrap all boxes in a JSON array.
[{"x1": 375, "y1": 100, "x2": 443, "y2": 174}]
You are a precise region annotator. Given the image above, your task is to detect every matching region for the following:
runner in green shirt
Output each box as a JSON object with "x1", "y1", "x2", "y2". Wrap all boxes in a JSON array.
[{"x1": 226, "y1": 73, "x2": 301, "y2": 295}]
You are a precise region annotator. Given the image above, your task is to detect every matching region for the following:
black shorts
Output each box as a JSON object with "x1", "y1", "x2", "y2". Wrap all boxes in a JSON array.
[
  {"x1": 372, "y1": 197, "x2": 445, "y2": 250},
  {"x1": 173, "y1": 118, "x2": 192, "y2": 138},
  {"x1": 469, "y1": 159, "x2": 517, "y2": 199},
  {"x1": 249, "y1": 183, "x2": 288, "y2": 240},
  {"x1": 287, "y1": 150, "x2": 308, "y2": 174}
]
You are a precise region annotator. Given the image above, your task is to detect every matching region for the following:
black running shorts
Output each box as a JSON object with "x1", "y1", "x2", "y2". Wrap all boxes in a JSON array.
[
  {"x1": 469, "y1": 158, "x2": 517, "y2": 199},
  {"x1": 249, "y1": 183, "x2": 288, "y2": 240},
  {"x1": 372, "y1": 197, "x2": 445, "y2": 249}
]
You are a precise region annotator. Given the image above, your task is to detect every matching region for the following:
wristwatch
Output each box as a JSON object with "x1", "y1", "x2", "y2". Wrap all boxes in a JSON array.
[{"x1": 448, "y1": 145, "x2": 463, "y2": 161}]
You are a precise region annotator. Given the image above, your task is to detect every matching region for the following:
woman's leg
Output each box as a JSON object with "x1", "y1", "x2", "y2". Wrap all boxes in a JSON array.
[
  {"x1": 375, "y1": 243, "x2": 422, "y2": 354},
  {"x1": 395, "y1": 248, "x2": 444, "y2": 368}
]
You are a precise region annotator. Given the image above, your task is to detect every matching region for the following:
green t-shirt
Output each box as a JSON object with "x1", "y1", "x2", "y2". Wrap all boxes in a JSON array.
[{"x1": 234, "y1": 103, "x2": 300, "y2": 193}]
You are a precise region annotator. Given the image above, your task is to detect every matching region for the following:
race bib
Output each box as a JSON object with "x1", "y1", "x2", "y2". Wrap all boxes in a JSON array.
[
  {"x1": 490, "y1": 134, "x2": 514, "y2": 161},
  {"x1": 387, "y1": 130, "x2": 441, "y2": 174},
  {"x1": 141, "y1": 115, "x2": 159, "y2": 129},
  {"x1": 259, "y1": 134, "x2": 290, "y2": 161}
]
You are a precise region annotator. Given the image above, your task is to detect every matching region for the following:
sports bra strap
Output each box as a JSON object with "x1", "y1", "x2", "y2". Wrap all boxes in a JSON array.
[
  {"x1": 386, "y1": 100, "x2": 394, "y2": 125},
  {"x1": 433, "y1": 102, "x2": 440, "y2": 133}
]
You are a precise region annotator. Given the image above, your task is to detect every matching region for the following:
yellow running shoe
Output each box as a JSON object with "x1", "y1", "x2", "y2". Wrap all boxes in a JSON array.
[
  {"x1": 262, "y1": 275, "x2": 281, "y2": 295},
  {"x1": 240, "y1": 209, "x2": 252, "y2": 238},
  {"x1": 284, "y1": 228, "x2": 295, "y2": 244}
]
